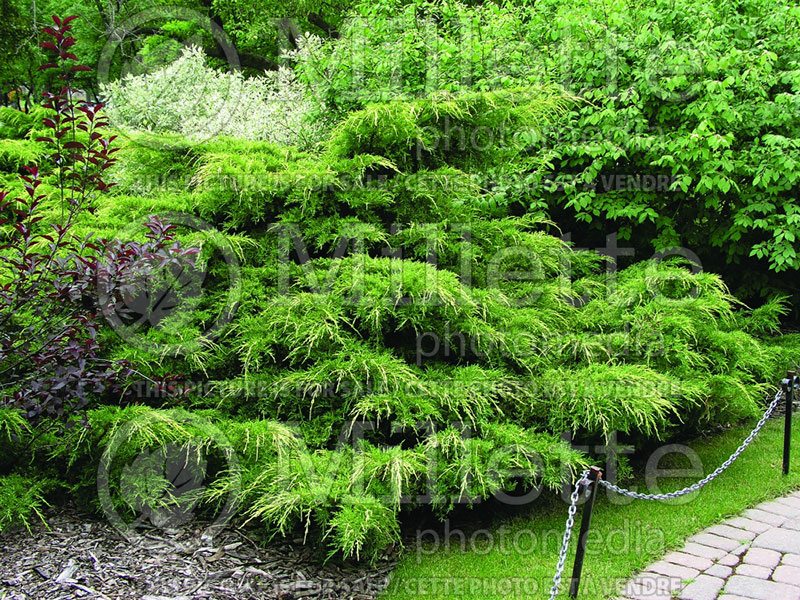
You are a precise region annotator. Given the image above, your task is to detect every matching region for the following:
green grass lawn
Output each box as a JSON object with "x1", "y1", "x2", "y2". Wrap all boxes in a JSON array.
[{"x1": 381, "y1": 413, "x2": 800, "y2": 600}]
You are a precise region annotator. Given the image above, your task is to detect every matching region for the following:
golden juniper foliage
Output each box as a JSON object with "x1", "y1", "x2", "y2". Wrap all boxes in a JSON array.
[{"x1": 2, "y1": 81, "x2": 799, "y2": 559}]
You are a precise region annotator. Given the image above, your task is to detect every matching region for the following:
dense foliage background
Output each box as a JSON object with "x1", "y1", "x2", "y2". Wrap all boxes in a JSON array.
[{"x1": 1, "y1": 0, "x2": 799, "y2": 560}]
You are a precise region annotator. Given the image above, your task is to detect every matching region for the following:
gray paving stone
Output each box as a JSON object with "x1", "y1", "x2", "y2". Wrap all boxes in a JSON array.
[
  {"x1": 704, "y1": 563, "x2": 732, "y2": 578},
  {"x1": 676, "y1": 574, "x2": 725, "y2": 600},
  {"x1": 777, "y1": 496, "x2": 800, "y2": 510},
  {"x1": 647, "y1": 560, "x2": 699, "y2": 580},
  {"x1": 734, "y1": 562, "x2": 772, "y2": 578},
  {"x1": 724, "y1": 517, "x2": 771, "y2": 535},
  {"x1": 706, "y1": 524, "x2": 756, "y2": 542},
  {"x1": 724, "y1": 575, "x2": 800, "y2": 600},
  {"x1": 623, "y1": 573, "x2": 681, "y2": 600},
  {"x1": 624, "y1": 589, "x2": 673, "y2": 600},
  {"x1": 618, "y1": 492, "x2": 800, "y2": 600},
  {"x1": 663, "y1": 551, "x2": 713, "y2": 571},
  {"x1": 682, "y1": 542, "x2": 728, "y2": 561},
  {"x1": 784, "y1": 519, "x2": 800, "y2": 531},
  {"x1": 784, "y1": 553, "x2": 800, "y2": 567},
  {"x1": 717, "y1": 554, "x2": 740, "y2": 567},
  {"x1": 752, "y1": 528, "x2": 800, "y2": 553},
  {"x1": 773, "y1": 564, "x2": 800, "y2": 586},
  {"x1": 742, "y1": 508, "x2": 787, "y2": 526},
  {"x1": 755, "y1": 500, "x2": 800, "y2": 518},
  {"x1": 688, "y1": 533, "x2": 741, "y2": 552},
  {"x1": 743, "y1": 547, "x2": 782, "y2": 568},
  {"x1": 731, "y1": 543, "x2": 749, "y2": 557}
]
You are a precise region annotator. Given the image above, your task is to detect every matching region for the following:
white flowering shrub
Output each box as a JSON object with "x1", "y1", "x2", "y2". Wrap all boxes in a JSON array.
[{"x1": 102, "y1": 46, "x2": 323, "y2": 147}]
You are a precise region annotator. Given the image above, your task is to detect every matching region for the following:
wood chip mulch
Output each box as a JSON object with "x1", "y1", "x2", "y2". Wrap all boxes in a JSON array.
[{"x1": 0, "y1": 509, "x2": 396, "y2": 600}]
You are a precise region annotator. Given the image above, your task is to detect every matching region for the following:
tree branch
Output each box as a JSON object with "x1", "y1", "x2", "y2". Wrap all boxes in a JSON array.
[{"x1": 307, "y1": 12, "x2": 339, "y2": 38}]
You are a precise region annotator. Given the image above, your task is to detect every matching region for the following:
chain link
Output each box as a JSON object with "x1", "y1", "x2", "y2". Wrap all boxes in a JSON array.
[
  {"x1": 548, "y1": 387, "x2": 790, "y2": 598},
  {"x1": 548, "y1": 469, "x2": 591, "y2": 600},
  {"x1": 598, "y1": 390, "x2": 784, "y2": 501}
]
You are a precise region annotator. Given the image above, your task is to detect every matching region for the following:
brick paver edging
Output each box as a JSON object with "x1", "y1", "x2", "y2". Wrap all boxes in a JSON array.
[{"x1": 617, "y1": 491, "x2": 800, "y2": 600}]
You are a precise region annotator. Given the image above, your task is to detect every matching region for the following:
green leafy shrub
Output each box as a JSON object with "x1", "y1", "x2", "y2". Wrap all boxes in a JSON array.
[
  {"x1": 0, "y1": 106, "x2": 51, "y2": 139},
  {"x1": 521, "y1": 0, "x2": 800, "y2": 299},
  {"x1": 54, "y1": 87, "x2": 795, "y2": 558},
  {"x1": 299, "y1": 0, "x2": 550, "y2": 114},
  {"x1": 102, "y1": 46, "x2": 323, "y2": 147},
  {"x1": 0, "y1": 139, "x2": 46, "y2": 171},
  {"x1": 302, "y1": 0, "x2": 800, "y2": 301},
  {"x1": 3, "y1": 4, "x2": 799, "y2": 562},
  {"x1": 0, "y1": 407, "x2": 26, "y2": 441},
  {"x1": 0, "y1": 474, "x2": 51, "y2": 533}
]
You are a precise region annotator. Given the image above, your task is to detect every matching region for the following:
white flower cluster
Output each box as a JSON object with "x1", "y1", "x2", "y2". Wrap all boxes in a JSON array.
[{"x1": 101, "y1": 45, "x2": 322, "y2": 147}]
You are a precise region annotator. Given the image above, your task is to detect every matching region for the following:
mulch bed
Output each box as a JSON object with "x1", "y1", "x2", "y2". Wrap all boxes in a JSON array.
[{"x1": 0, "y1": 509, "x2": 396, "y2": 600}]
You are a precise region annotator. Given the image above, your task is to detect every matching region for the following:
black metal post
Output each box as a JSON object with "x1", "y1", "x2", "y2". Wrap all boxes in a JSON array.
[
  {"x1": 569, "y1": 466, "x2": 602, "y2": 599},
  {"x1": 784, "y1": 371, "x2": 794, "y2": 476}
]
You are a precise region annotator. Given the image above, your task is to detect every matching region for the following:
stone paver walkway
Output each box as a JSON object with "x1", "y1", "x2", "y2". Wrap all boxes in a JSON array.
[{"x1": 619, "y1": 490, "x2": 800, "y2": 600}]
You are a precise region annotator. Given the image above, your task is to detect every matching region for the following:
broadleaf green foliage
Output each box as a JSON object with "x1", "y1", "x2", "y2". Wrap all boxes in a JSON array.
[
  {"x1": 527, "y1": 0, "x2": 800, "y2": 299},
  {"x1": 299, "y1": 0, "x2": 800, "y2": 301}
]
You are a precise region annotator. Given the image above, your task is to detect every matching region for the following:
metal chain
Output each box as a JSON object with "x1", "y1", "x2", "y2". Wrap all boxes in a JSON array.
[
  {"x1": 599, "y1": 390, "x2": 784, "y2": 501},
  {"x1": 548, "y1": 469, "x2": 591, "y2": 600},
  {"x1": 547, "y1": 385, "x2": 791, "y2": 598}
]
